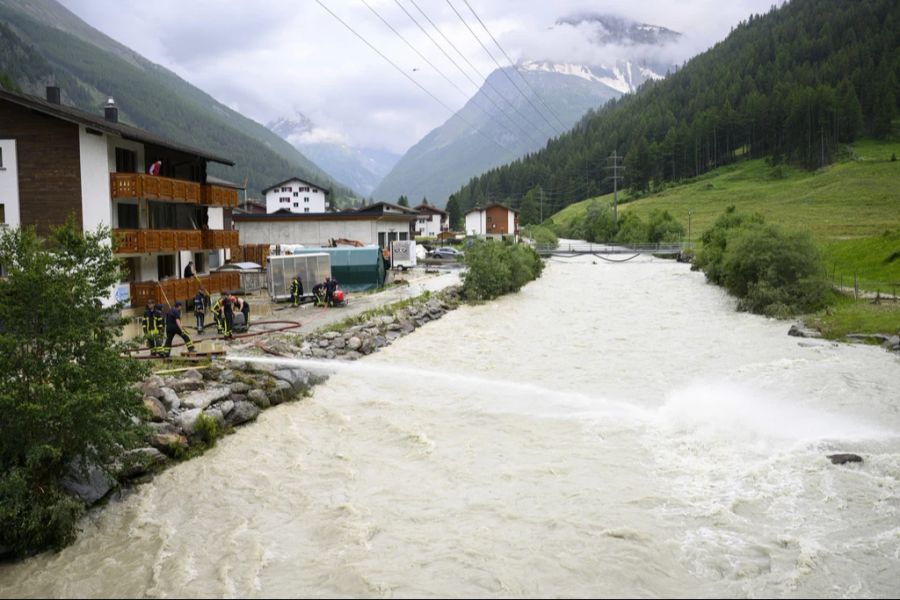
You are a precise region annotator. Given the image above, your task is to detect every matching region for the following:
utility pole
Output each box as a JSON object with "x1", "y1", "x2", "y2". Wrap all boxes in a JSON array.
[
  {"x1": 539, "y1": 188, "x2": 543, "y2": 223},
  {"x1": 606, "y1": 150, "x2": 625, "y2": 222}
]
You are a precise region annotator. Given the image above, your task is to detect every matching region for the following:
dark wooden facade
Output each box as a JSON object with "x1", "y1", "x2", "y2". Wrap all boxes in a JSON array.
[{"x1": 0, "y1": 101, "x2": 83, "y2": 235}]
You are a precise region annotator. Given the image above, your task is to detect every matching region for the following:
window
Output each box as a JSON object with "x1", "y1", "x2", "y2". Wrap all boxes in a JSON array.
[
  {"x1": 304, "y1": 197, "x2": 309, "y2": 202},
  {"x1": 0, "y1": 204, "x2": 5, "y2": 225},
  {"x1": 115, "y1": 147, "x2": 136, "y2": 173},
  {"x1": 157, "y1": 254, "x2": 176, "y2": 279},
  {"x1": 121, "y1": 257, "x2": 140, "y2": 283},
  {"x1": 399, "y1": 232, "x2": 407, "y2": 240},
  {"x1": 117, "y1": 203, "x2": 139, "y2": 228},
  {"x1": 313, "y1": 188, "x2": 318, "y2": 193},
  {"x1": 378, "y1": 232, "x2": 386, "y2": 248},
  {"x1": 281, "y1": 197, "x2": 289, "y2": 203},
  {"x1": 0, "y1": 146, "x2": 3, "y2": 168},
  {"x1": 304, "y1": 207, "x2": 309, "y2": 213},
  {"x1": 293, "y1": 202, "x2": 298, "y2": 208},
  {"x1": 293, "y1": 192, "x2": 298, "y2": 197},
  {"x1": 208, "y1": 250, "x2": 222, "y2": 269},
  {"x1": 193, "y1": 252, "x2": 206, "y2": 274}
]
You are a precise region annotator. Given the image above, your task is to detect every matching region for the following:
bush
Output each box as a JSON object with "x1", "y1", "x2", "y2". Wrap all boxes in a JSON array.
[
  {"x1": 463, "y1": 241, "x2": 544, "y2": 301},
  {"x1": 695, "y1": 207, "x2": 828, "y2": 316},
  {"x1": 615, "y1": 212, "x2": 647, "y2": 244},
  {"x1": 646, "y1": 209, "x2": 685, "y2": 243},
  {"x1": 193, "y1": 413, "x2": 221, "y2": 447},
  {"x1": 521, "y1": 224, "x2": 558, "y2": 246}
]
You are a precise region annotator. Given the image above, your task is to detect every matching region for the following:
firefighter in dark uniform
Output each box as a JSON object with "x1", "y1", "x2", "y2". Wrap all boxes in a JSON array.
[
  {"x1": 290, "y1": 274, "x2": 303, "y2": 306},
  {"x1": 325, "y1": 276, "x2": 339, "y2": 305},
  {"x1": 161, "y1": 300, "x2": 195, "y2": 357},
  {"x1": 312, "y1": 282, "x2": 327, "y2": 306},
  {"x1": 142, "y1": 298, "x2": 165, "y2": 356}
]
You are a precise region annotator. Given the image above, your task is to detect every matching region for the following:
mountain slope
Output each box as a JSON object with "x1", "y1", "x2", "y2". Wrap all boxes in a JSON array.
[
  {"x1": 452, "y1": 0, "x2": 899, "y2": 218},
  {"x1": 373, "y1": 14, "x2": 679, "y2": 207},
  {"x1": 267, "y1": 114, "x2": 400, "y2": 197},
  {"x1": 0, "y1": 0, "x2": 359, "y2": 201}
]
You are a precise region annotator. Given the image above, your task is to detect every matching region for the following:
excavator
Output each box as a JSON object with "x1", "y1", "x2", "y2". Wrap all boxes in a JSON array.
[{"x1": 328, "y1": 238, "x2": 364, "y2": 247}]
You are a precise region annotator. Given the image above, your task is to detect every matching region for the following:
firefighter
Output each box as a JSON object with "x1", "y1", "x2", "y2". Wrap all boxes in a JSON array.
[
  {"x1": 312, "y1": 282, "x2": 327, "y2": 306},
  {"x1": 236, "y1": 296, "x2": 250, "y2": 329},
  {"x1": 211, "y1": 291, "x2": 228, "y2": 336},
  {"x1": 142, "y1": 298, "x2": 165, "y2": 356},
  {"x1": 225, "y1": 294, "x2": 236, "y2": 339},
  {"x1": 290, "y1": 274, "x2": 303, "y2": 306},
  {"x1": 325, "y1": 276, "x2": 339, "y2": 306},
  {"x1": 161, "y1": 301, "x2": 195, "y2": 357}
]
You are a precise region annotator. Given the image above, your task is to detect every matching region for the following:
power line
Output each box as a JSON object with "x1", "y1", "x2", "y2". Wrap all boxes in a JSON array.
[
  {"x1": 444, "y1": 0, "x2": 563, "y2": 138},
  {"x1": 314, "y1": 0, "x2": 516, "y2": 160},
  {"x1": 410, "y1": 0, "x2": 559, "y2": 142},
  {"x1": 363, "y1": 0, "x2": 544, "y2": 148},
  {"x1": 390, "y1": 0, "x2": 545, "y2": 147},
  {"x1": 460, "y1": 0, "x2": 569, "y2": 132}
]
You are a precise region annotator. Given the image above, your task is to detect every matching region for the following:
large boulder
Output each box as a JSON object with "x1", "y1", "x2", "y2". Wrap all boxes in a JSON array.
[
  {"x1": 248, "y1": 389, "x2": 270, "y2": 408},
  {"x1": 828, "y1": 453, "x2": 863, "y2": 465},
  {"x1": 271, "y1": 380, "x2": 294, "y2": 404},
  {"x1": 181, "y1": 387, "x2": 231, "y2": 410},
  {"x1": 141, "y1": 377, "x2": 165, "y2": 399},
  {"x1": 347, "y1": 336, "x2": 362, "y2": 351},
  {"x1": 788, "y1": 324, "x2": 821, "y2": 338},
  {"x1": 60, "y1": 461, "x2": 115, "y2": 506},
  {"x1": 177, "y1": 408, "x2": 204, "y2": 435},
  {"x1": 143, "y1": 395, "x2": 167, "y2": 422},
  {"x1": 882, "y1": 335, "x2": 900, "y2": 351},
  {"x1": 272, "y1": 368, "x2": 309, "y2": 390},
  {"x1": 159, "y1": 387, "x2": 181, "y2": 411},
  {"x1": 230, "y1": 382, "x2": 251, "y2": 394},
  {"x1": 149, "y1": 432, "x2": 189, "y2": 455},
  {"x1": 170, "y1": 378, "x2": 205, "y2": 393},
  {"x1": 226, "y1": 401, "x2": 260, "y2": 426},
  {"x1": 118, "y1": 447, "x2": 167, "y2": 478},
  {"x1": 203, "y1": 407, "x2": 226, "y2": 430}
]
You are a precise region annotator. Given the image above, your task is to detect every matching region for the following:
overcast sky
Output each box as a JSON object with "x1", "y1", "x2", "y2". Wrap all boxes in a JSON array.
[{"x1": 58, "y1": 0, "x2": 778, "y2": 155}]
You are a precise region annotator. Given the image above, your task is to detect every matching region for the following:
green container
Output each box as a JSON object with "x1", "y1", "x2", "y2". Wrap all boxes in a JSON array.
[{"x1": 291, "y1": 247, "x2": 386, "y2": 291}]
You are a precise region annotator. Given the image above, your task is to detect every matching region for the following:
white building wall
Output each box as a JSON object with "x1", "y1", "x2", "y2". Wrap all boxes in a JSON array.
[
  {"x1": 208, "y1": 206, "x2": 224, "y2": 229},
  {"x1": 465, "y1": 211, "x2": 486, "y2": 235},
  {"x1": 265, "y1": 179, "x2": 328, "y2": 214},
  {"x1": 508, "y1": 211, "x2": 516, "y2": 233},
  {"x1": 79, "y1": 127, "x2": 112, "y2": 231},
  {"x1": 0, "y1": 139, "x2": 21, "y2": 228},
  {"x1": 236, "y1": 219, "x2": 411, "y2": 248}
]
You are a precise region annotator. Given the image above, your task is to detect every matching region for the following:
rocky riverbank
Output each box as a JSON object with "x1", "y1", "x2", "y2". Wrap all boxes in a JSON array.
[
  {"x1": 789, "y1": 321, "x2": 900, "y2": 353},
  {"x1": 61, "y1": 287, "x2": 464, "y2": 510}
]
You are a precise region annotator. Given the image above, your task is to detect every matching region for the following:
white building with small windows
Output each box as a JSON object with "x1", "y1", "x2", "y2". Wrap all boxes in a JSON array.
[{"x1": 263, "y1": 176, "x2": 330, "y2": 214}]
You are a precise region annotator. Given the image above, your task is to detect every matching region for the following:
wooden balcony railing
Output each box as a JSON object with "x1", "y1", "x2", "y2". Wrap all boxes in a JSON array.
[
  {"x1": 129, "y1": 272, "x2": 241, "y2": 308},
  {"x1": 201, "y1": 184, "x2": 239, "y2": 208},
  {"x1": 111, "y1": 174, "x2": 239, "y2": 207},
  {"x1": 113, "y1": 229, "x2": 202, "y2": 253},
  {"x1": 201, "y1": 229, "x2": 239, "y2": 249}
]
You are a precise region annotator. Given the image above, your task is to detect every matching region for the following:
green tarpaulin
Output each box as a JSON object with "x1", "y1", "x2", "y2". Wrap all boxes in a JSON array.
[{"x1": 291, "y1": 247, "x2": 386, "y2": 291}]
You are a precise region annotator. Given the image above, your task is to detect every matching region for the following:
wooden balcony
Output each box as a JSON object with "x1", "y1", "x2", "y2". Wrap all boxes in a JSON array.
[
  {"x1": 129, "y1": 272, "x2": 241, "y2": 308},
  {"x1": 111, "y1": 173, "x2": 239, "y2": 207},
  {"x1": 114, "y1": 229, "x2": 202, "y2": 253},
  {"x1": 201, "y1": 229, "x2": 239, "y2": 249},
  {"x1": 113, "y1": 229, "x2": 238, "y2": 254},
  {"x1": 201, "y1": 184, "x2": 239, "y2": 208}
]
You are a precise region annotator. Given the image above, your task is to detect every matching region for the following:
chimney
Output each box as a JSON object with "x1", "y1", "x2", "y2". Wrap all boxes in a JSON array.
[
  {"x1": 104, "y1": 97, "x2": 118, "y2": 123},
  {"x1": 46, "y1": 86, "x2": 61, "y2": 104}
]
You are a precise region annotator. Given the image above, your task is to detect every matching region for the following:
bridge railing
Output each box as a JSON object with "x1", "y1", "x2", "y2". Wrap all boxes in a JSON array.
[{"x1": 533, "y1": 242, "x2": 693, "y2": 255}]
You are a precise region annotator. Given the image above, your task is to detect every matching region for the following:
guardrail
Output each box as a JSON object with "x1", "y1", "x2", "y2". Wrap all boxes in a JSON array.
[{"x1": 533, "y1": 242, "x2": 692, "y2": 255}]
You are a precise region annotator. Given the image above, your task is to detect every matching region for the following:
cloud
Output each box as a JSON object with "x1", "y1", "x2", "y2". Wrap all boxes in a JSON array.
[{"x1": 58, "y1": 0, "x2": 777, "y2": 155}]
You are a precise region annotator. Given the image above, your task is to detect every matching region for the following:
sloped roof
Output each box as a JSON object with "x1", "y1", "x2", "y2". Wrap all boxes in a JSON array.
[
  {"x1": 0, "y1": 88, "x2": 234, "y2": 165},
  {"x1": 414, "y1": 203, "x2": 448, "y2": 215},
  {"x1": 465, "y1": 202, "x2": 519, "y2": 215},
  {"x1": 261, "y1": 176, "x2": 331, "y2": 195}
]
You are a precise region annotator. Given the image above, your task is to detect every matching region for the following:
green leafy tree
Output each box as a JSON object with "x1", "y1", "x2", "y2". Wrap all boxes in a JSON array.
[
  {"x1": 0, "y1": 220, "x2": 146, "y2": 555},
  {"x1": 615, "y1": 212, "x2": 648, "y2": 244},
  {"x1": 646, "y1": 209, "x2": 686, "y2": 243}
]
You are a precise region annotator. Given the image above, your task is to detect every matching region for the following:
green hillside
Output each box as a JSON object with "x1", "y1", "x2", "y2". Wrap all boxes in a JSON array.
[
  {"x1": 0, "y1": 0, "x2": 359, "y2": 202},
  {"x1": 548, "y1": 138, "x2": 900, "y2": 287}
]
